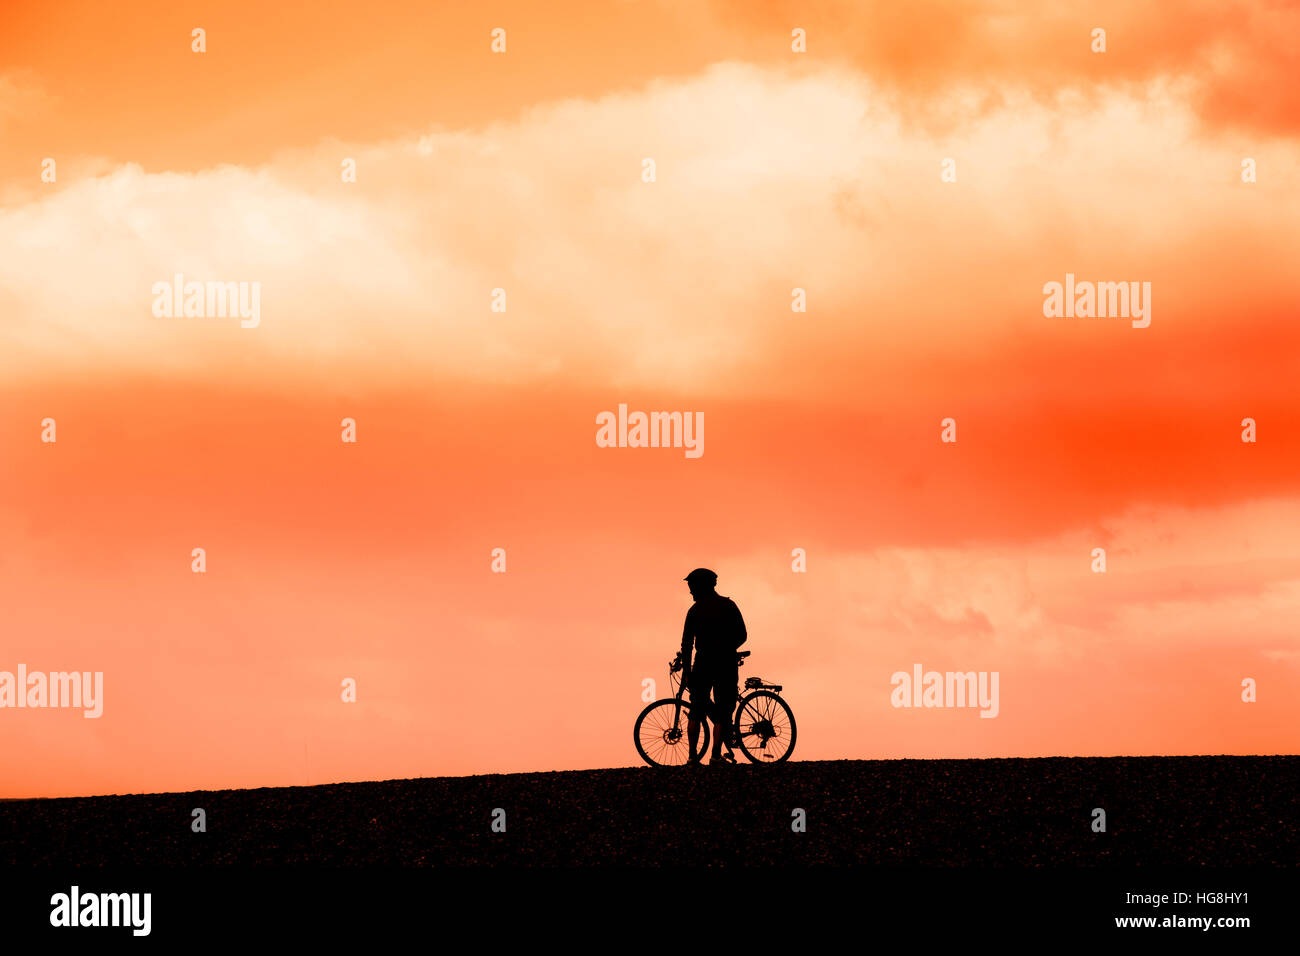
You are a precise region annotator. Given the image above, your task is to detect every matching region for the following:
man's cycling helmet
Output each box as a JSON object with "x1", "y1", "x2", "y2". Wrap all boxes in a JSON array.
[{"x1": 684, "y1": 568, "x2": 718, "y2": 587}]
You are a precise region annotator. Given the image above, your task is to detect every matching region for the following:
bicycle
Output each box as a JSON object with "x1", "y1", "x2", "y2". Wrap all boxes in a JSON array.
[{"x1": 633, "y1": 649, "x2": 797, "y2": 766}]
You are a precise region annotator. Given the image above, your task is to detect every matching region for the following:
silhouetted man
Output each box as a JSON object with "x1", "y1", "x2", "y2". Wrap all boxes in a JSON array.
[{"x1": 681, "y1": 568, "x2": 747, "y2": 765}]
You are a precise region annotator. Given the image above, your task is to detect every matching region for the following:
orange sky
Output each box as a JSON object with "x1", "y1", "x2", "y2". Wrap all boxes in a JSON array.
[{"x1": 1, "y1": 0, "x2": 1298, "y2": 798}]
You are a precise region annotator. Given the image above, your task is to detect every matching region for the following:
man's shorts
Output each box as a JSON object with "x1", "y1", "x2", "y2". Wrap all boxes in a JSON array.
[{"x1": 688, "y1": 663, "x2": 738, "y2": 724}]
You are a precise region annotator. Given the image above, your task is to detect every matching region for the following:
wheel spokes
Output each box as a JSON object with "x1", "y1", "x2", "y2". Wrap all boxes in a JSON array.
[
  {"x1": 735, "y1": 695, "x2": 794, "y2": 761},
  {"x1": 638, "y1": 702, "x2": 707, "y2": 766}
]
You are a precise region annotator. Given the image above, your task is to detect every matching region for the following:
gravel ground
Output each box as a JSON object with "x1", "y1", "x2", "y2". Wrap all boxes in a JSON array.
[{"x1": 1, "y1": 756, "x2": 1296, "y2": 866}]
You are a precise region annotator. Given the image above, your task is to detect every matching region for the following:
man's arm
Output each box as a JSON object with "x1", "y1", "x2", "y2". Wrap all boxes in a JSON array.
[
  {"x1": 680, "y1": 609, "x2": 694, "y2": 678},
  {"x1": 732, "y1": 601, "x2": 747, "y2": 650}
]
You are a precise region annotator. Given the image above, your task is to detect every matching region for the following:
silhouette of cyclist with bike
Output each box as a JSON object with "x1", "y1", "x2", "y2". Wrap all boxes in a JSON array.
[{"x1": 680, "y1": 568, "x2": 747, "y2": 765}]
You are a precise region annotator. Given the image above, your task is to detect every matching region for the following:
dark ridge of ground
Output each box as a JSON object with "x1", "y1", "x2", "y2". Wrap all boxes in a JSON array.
[{"x1": 1, "y1": 756, "x2": 1296, "y2": 866}]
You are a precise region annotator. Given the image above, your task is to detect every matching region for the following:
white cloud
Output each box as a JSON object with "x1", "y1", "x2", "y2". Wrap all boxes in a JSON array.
[
  {"x1": 2, "y1": 63, "x2": 1298, "y2": 393},
  {"x1": 720, "y1": 496, "x2": 1300, "y2": 675}
]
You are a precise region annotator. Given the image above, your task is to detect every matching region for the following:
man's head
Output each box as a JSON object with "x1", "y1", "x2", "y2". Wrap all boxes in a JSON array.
[{"x1": 684, "y1": 567, "x2": 718, "y2": 600}]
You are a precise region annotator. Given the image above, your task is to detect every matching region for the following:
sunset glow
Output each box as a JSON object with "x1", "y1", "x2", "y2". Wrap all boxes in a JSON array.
[{"x1": 2, "y1": 0, "x2": 1298, "y2": 798}]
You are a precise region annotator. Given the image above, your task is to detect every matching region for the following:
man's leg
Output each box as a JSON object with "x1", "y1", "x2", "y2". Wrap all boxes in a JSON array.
[
  {"x1": 717, "y1": 671, "x2": 738, "y2": 749},
  {"x1": 709, "y1": 673, "x2": 728, "y2": 760},
  {"x1": 683, "y1": 669, "x2": 702, "y2": 762}
]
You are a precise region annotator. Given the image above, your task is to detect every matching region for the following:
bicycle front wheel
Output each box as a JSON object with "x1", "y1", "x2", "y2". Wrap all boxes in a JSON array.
[
  {"x1": 634, "y1": 698, "x2": 710, "y2": 767},
  {"x1": 733, "y1": 691, "x2": 796, "y2": 764}
]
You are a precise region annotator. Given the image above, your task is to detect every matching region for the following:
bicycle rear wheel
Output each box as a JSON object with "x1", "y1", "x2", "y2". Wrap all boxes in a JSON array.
[
  {"x1": 634, "y1": 698, "x2": 710, "y2": 767},
  {"x1": 733, "y1": 691, "x2": 796, "y2": 764}
]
